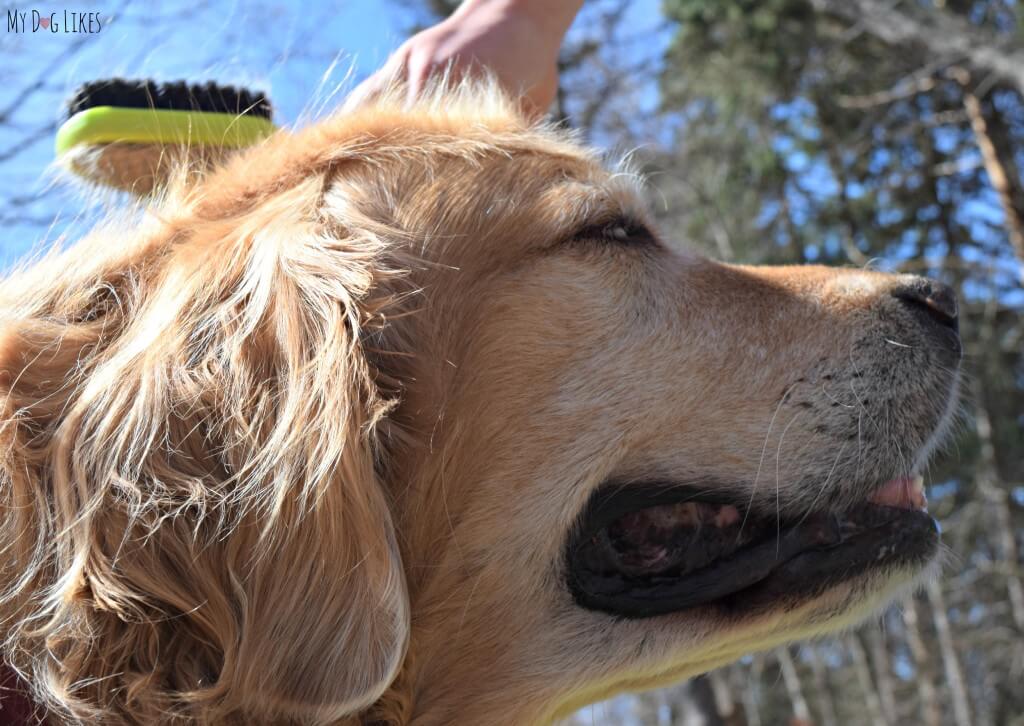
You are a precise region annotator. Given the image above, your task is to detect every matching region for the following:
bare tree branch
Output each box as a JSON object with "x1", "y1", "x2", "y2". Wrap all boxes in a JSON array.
[{"x1": 810, "y1": 0, "x2": 1024, "y2": 95}]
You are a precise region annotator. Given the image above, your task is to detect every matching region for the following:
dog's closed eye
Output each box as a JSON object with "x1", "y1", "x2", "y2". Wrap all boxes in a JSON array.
[{"x1": 570, "y1": 217, "x2": 657, "y2": 247}]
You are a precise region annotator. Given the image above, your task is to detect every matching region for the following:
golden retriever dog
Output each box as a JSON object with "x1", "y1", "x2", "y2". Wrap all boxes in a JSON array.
[{"x1": 0, "y1": 83, "x2": 961, "y2": 725}]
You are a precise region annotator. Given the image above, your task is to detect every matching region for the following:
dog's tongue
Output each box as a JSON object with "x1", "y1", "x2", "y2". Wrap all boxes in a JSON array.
[{"x1": 868, "y1": 475, "x2": 927, "y2": 511}]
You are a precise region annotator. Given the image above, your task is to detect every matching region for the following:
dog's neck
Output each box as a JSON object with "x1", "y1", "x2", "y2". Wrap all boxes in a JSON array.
[{"x1": 370, "y1": 393, "x2": 571, "y2": 724}]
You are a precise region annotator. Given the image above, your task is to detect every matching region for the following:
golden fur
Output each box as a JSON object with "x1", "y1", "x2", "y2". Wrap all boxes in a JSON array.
[{"x1": 0, "y1": 83, "x2": 957, "y2": 724}]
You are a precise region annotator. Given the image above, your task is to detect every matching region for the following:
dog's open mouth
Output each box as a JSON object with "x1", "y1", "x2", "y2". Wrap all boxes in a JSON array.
[{"x1": 566, "y1": 477, "x2": 939, "y2": 618}]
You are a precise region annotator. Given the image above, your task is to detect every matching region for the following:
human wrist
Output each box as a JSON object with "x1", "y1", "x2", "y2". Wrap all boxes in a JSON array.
[{"x1": 454, "y1": 0, "x2": 582, "y2": 40}]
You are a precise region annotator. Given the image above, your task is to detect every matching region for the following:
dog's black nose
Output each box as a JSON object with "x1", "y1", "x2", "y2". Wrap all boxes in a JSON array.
[{"x1": 891, "y1": 277, "x2": 959, "y2": 336}]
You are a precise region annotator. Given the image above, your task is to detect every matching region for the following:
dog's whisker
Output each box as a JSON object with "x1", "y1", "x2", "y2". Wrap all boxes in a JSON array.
[
  {"x1": 774, "y1": 411, "x2": 804, "y2": 553},
  {"x1": 795, "y1": 440, "x2": 849, "y2": 528},
  {"x1": 739, "y1": 381, "x2": 799, "y2": 544}
]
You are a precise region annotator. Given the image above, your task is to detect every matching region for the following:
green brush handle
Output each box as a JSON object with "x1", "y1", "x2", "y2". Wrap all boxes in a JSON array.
[{"x1": 56, "y1": 106, "x2": 277, "y2": 156}]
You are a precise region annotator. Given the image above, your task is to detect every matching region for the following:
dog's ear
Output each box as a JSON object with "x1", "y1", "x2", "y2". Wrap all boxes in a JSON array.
[{"x1": 0, "y1": 178, "x2": 409, "y2": 723}]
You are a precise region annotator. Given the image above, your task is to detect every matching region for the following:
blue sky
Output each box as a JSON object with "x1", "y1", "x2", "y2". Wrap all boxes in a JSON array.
[
  {"x1": 0, "y1": 0, "x2": 664, "y2": 269},
  {"x1": 0, "y1": 0, "x2": 415, "y2": 266}
]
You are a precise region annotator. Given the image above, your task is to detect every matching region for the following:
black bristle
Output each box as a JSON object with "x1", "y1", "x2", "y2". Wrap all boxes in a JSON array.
[{"x1": 65, "y1": 79, "x2": 273, "y2": 120}]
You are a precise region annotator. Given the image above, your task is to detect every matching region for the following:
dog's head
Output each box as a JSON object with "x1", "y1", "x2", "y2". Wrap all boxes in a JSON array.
[{"x1": 0, "y1": 85, "x2": 959, "y2": 724}]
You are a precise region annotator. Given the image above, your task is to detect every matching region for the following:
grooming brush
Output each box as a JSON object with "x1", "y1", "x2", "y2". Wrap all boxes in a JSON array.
[{"x1": 56, "y1": 79, "x2": 277, "y2": 194}]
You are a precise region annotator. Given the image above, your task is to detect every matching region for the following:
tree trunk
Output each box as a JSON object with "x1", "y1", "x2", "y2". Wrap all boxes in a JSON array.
[
  {"x1": 678, "y1": 675, "x2": 727, "y2": 726},
  {"x1": 948, "y1": 67, "x2": 1024, "y2": 283},
  {"x1": 846, "y1": 634, "x2": 889, "y2": 726},
  {"x1": 740, "y1": 656, "x2": 765, "y2": 726},
  {"x1": 866, "y1": 625, "x2": 898, "y2": 724},
  {"x1": 776, "y1": 647, "x2": 813, "y2": 726},
  {"x1": 927, "y1": 578, "x2": 973, "y2": 726},
  {"x1": 971, "y1": 371, "x2": 1024, "y2": 632},
  {"x1": 807, "y1": 646, "x2": 839, "y2": 726},
  {"x1": 709, "y1": 668, "x2": 748, "y2": 726},
  {"x1": 902, "y1": 595, "x2": 943, "y2": 726}
]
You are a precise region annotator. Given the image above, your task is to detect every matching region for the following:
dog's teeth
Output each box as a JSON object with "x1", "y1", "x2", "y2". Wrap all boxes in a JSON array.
[
  {"x1": 868, "y1": 475, "x2": 928, "y2": 511},
  {"x1": 910, "y1": 475, "x2": 927, "y2": 509},
  {"x1": 711, "y1": 504, "x2": 740, "y2": 528}
]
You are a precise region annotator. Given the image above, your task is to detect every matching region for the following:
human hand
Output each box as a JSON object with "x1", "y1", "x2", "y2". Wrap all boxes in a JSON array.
[{"x1": 350, "y1": 0, "x2": 582, "y2": 117}]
